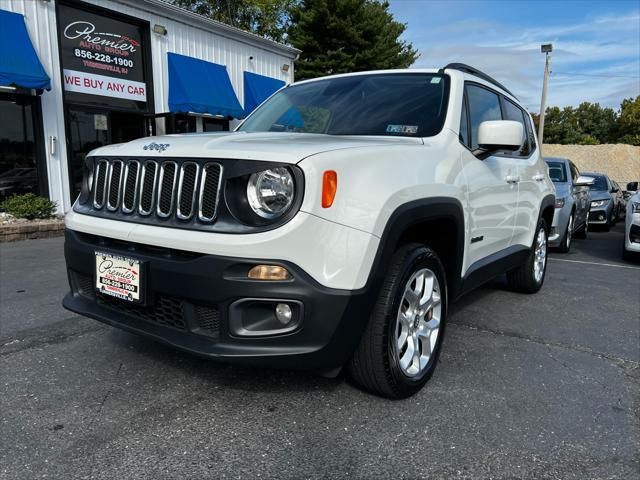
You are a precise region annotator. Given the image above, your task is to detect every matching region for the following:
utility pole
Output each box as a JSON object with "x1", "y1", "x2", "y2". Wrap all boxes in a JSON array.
[{"x1": 538, "y1": 43, "x2": 553, "y2": 147}]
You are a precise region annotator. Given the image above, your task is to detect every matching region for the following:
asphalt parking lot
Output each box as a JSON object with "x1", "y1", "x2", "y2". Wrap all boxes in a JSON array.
[{"x1": 1, "y1": 225, "x2": 638, "y2": 480}]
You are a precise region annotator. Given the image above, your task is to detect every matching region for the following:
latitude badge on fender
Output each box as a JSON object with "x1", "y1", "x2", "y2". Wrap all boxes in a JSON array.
[{"x1": 143, "y1": 142, "x2": 170, "y2": 152}]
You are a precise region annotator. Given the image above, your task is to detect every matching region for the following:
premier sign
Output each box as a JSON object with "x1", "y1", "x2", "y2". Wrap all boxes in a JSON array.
[
  {"x1": 63, "y1": 69, "x2": 146, "y2": 102},
  {"x1": 58, "y1": 3, "x2": 149, "y2": 107}
]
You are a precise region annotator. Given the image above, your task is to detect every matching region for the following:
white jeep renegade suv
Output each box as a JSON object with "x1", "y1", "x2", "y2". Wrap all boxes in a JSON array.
[{"x1": 63, "y1": 64, "x2": 555, "y2": 398}]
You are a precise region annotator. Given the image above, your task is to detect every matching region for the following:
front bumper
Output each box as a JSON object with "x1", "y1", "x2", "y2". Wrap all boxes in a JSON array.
[
  {"x1": 625, "y1": 215, "x2": 640, "y2": 253},
  {"x1": 549, "y1": 205, "x2": 571, "y2": 246},
  {"x1": 63, "y1": 229, "x2": 374, "y2": 370},
  {"x1": 588, "y1": 206, "x2": 611, "y2": 224}
]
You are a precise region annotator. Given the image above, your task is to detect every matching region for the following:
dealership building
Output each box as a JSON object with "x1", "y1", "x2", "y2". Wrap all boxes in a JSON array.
[{"x1": 0, "y1": 0, "x2": 298, "y2": 212}]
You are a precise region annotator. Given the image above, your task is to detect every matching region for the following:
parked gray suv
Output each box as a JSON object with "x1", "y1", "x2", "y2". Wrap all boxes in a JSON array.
[{"x1": 545, "y1": 158, "x2": 593, "y2": 252}]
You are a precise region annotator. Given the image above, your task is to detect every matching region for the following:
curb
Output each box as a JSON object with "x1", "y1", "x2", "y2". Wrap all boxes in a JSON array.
[{"x1": 0, "y1": 219, "x2": 65, "y2": 243}]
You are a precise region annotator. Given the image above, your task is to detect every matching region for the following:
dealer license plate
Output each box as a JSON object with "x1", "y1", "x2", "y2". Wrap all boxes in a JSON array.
[{"x1": 95, "y1": 252, "x2": 142, "y2": 302}]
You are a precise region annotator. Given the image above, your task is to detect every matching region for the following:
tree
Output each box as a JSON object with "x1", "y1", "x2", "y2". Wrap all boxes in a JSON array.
[
  {"x1": 617, "y1": 96, "x2": 640, "y2": 146},
  {"x1": 534, "y1": 100, "x2": 629, "y2": 145},
  {"x1": 287, "y1": 0, "x2": 418, "y2": 80},
  {"x1": 171, "y1": 0, "x2": 295, "y2": 42}
]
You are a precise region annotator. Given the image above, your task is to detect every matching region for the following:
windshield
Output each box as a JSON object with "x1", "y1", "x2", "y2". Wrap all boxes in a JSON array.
[
  {"x1": 584, "y1": 175, "x2": 608, "y2": 191},
  {"x1": 546, "y1": 161, "x2": 567, "y2": 182},
  {"x1": 239, "y1": 73, "x2": 450, "y2": 137}
]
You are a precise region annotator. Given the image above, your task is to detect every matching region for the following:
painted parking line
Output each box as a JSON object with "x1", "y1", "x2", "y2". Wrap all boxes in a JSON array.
[{"x1": 549, "y1": 257, "x2": 640, "y2": 270}]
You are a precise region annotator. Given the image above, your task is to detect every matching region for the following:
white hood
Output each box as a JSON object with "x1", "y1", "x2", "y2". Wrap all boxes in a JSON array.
[{"x1": 88, "y1": 131, "x2": 424, "y2": 164}]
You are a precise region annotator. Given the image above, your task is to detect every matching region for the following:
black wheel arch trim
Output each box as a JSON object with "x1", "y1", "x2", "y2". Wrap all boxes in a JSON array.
[
  {"x1": 361, "y1": 197, "x2": 466, "y2": 299},
  {"x1": 541, "y1": 194, "x2": 556, "y2": 218}
]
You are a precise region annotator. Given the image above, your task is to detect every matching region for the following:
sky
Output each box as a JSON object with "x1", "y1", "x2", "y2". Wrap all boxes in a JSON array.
[{"x1": 388, "y1": 0, "x2": 640, "y2": 112}]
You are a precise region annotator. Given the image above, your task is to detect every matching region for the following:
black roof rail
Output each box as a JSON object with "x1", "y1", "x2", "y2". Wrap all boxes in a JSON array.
[{"x1": 439, "y1": 63, "x2": 517, "y2": 99}]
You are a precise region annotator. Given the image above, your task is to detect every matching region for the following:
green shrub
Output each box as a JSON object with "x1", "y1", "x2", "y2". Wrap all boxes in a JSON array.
[{"x1": 0, "y1": 193, "x2": 57, "y2": 220}]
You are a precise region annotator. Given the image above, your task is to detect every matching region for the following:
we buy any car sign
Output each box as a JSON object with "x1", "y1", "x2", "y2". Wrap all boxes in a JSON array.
[{"x1": 63, "y1": 69, "x2": 146, "y2": 102}]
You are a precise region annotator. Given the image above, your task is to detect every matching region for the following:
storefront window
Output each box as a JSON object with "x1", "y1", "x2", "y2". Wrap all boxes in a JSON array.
[
  {"x1": 0, "y1": 92, "x2": 45, "y2": 200},
  {"x1": 203, "y1": 117, "x2": 229, "y2": 132},
  {"x1": 166, "y1": 114, "x2": 196, "y2": 134}
]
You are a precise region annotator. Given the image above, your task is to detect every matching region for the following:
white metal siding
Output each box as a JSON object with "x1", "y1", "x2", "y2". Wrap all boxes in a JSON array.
[
  {"x1": 78, "y1": 0, "x2": 294, "y2": 115},
  {"x1": 0, "y1": 0, "x2": 296, "y2": 212}
]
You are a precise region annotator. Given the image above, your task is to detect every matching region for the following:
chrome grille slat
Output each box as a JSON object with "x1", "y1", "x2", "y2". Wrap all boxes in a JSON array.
[
  {"x1": 176, "y1": 162, "x2": 199, "y2": 220},
  {"x1": 138, "y1": 160, "x2": 158, "y2": 216},
  {"x1": 157, "y1": 161, "x2": 178, "y2": 218},
  {"x1": 198, "y1": 163, "x2": 223, "y2": 222},
  {"x1": 93, "y1": 159, "x2": 109, "y2": 209},
  {"x1": 106, "y1": 160, "x2": 123, "y2": 211},
  {"x1": 121, "y1": 161, "x2": 140, "y2": 213}
]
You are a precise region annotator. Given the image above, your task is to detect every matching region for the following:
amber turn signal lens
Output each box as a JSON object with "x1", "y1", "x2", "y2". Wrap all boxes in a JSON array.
[
  {"x1": 322, "y1": 170, "x2": 338, "y2": 208},
  {"x1": 247, "y1": 265, "x2": 292, "y2": 281}
]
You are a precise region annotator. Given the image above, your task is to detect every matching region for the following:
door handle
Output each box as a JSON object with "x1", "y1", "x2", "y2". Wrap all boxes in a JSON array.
[
  {"x1": 505, "y1": 175, "x2": 521, "y2": 184},
  {"x1": 533, "y1": 173, "x2": 545, "y2": 182}
]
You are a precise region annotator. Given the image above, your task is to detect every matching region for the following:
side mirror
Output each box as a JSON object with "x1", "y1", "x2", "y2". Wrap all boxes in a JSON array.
[
  {"x1": 476, "y1": 120, "x2": 523, "y2": 157},
  {"x1": 575, "y1": 175, "x2": 594, "y2": 187},
  {"x1": 627, "y1": 181, "x2": 638, "y2": 192},
  {"x1": 611, "y1": 187, "x2": 620, "y2": 193}
]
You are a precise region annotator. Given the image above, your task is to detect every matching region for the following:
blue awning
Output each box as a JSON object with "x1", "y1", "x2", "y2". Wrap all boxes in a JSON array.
[
  {"x1": 243, "y1": 71, "x2": 285, "y2": 114},
  {"x1": 0, "y1": 9, "x2": 50, "y2": 90},
  {"x1": 168, "y1": 52, "x2": 244, "y2": 119}
]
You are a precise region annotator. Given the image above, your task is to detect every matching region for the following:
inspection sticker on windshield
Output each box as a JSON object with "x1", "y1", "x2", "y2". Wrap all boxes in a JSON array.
[
  {"x1": 386, "y1": 124, "x2": 418, "y2": 135},
  {"x1": 95, "y1": 252, "x2": 142, "y2": 302}
]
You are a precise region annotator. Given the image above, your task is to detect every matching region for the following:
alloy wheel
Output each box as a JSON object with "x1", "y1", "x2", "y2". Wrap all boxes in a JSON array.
[
  {"x1": 533, "y1": 227, "x2": 547, "y2": 283},
  {"x1": 395, "y1": 268, "x2": 442, "y2": 377},
  {"x1": 566, "y1": 215, "x2": 573, "y2": 249}
]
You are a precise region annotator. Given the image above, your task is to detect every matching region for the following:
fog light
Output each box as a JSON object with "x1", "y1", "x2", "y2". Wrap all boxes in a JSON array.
[
  {"x1": 599, "y1": 214, "x2": 605, "y2": 220},
  {"x1": 248, "y1": 265, "x2": 291, "y2": 281},
  {"x1": 275, "y1": 303, "x2": 292, "y2": 325}
]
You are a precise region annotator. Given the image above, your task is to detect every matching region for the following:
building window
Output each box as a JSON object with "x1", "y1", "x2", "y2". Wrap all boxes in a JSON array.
[
  {"x1": 203, "y1": 117, "x2": 229, "y2": 132},
  {"x1": 166, "y1": 114, "x2": 197, "y2": 134},
  {"x1": 0, "y1": 92, "x2": 47, "y2": 200}
]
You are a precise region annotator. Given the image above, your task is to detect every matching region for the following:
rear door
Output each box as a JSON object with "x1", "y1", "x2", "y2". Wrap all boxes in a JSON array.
[{"x1": 459, "y1": 83, "x2": 520, "y2": 269}]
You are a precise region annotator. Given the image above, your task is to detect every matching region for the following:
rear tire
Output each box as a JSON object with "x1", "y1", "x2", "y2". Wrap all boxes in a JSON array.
[
  {"x1": 348, "y1": 243, "x2": 448, "y2": 399},
  {"x1": 507, "y1": 219, "x2": 548, "y2": 293}
]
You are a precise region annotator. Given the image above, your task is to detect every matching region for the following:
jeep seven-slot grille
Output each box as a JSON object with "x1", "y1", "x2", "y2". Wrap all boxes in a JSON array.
[{"x1": 90, "y1": 158, "x2": 222, "y2": 223}]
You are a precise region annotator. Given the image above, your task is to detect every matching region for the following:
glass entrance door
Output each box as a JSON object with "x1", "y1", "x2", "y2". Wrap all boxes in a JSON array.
[
  {"x1": 67, "y1": 106, "x2": 147, "y2": 201},
  {"x1": 0, "y1": 92, "x2": 46, "y2": 200}
]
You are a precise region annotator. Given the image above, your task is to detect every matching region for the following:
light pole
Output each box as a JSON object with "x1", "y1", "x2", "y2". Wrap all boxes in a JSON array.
[{"x1": 538, "y1": 43, "x2": 553, "y2": 147}]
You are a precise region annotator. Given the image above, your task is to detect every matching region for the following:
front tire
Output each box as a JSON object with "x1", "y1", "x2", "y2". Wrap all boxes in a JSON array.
[
  {"x1": 574, "y1": 211, "x2": 588, "y2": 239},
  {"x1": 557, "y1": 213, "x2": 573, "y2": 252},
  {"x1": 507, "y1": 219, "x2": 548, "y2": 293},
  {"x1": 348, "y1": 244, "x2": 447, "y2": 399}
]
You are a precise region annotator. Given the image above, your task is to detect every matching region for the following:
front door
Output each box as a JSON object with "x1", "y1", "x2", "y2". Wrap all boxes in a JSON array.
[
  {"x1": 66, "y1": 106, "x2": 146, "y2": 202},
  {"x1": 460, "y1": 84, "x2": 519, "y2": 270}
]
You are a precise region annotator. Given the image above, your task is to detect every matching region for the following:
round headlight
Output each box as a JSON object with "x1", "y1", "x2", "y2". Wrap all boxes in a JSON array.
[{"x1": 247, "y1": 167, "x2": 295, "y2": 219}]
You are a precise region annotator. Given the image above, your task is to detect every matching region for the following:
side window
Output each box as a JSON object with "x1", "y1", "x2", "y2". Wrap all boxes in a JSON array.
[
  {"x1": 459, "y1": 94, "x2": 470, "y2": 147},
  {"x1": 525, "y1": 114, "x2": 537, "y2": 153},
  {"x1": 502, "y1": 98, "x2": 529, "y2": 156},
  {"x1": 466, "y1": 84, "x2": 502, "y2": 150}
]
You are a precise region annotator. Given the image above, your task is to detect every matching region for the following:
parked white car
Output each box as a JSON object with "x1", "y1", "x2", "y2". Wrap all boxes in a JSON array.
[
  {"x1": 63, "y1": 64, "x2": 555, "y2": 398},
  {"x1": 623, "y1": 188, "x2": 640, "y2": 260}
]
